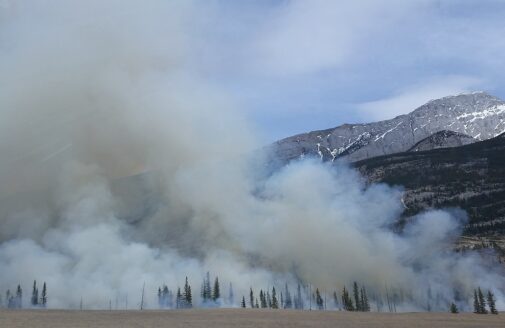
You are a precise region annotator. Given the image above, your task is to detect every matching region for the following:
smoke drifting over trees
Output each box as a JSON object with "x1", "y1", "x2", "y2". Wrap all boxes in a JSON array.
[{"x1": 0, "y1": 0, "x2": 503, "y2": 311}]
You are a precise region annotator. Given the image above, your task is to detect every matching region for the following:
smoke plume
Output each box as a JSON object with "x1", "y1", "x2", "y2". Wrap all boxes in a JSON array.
[{"x1": 0, "y1": 0, "x2": 502, "y2": 311}]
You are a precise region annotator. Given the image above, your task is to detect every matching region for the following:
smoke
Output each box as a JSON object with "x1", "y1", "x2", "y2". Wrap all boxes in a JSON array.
[{"x1": 0, "y1": 0, "x2": 503, "y2": 311}]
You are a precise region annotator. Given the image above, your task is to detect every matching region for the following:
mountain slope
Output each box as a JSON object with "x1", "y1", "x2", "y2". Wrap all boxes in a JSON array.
[
  {"x1": 271, "y1": 92, "x2": 505, "y2": 163},
  {"x1": 354, "y1": 133, "x2": 505, "y2": 236}
]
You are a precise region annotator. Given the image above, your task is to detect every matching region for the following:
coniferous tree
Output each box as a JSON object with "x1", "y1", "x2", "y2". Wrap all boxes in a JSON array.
[
  {"x1": 271, "y1": 287, "x2": 278, "y2": 309},
  {"x1": 176, "y1": 287, "x2": 182, "y2": 309},
  {"x1": 315, "y1": 289, "x2": 323, "y2": 310},
  {"x1": 353, "y1": 282, "x2": 361, "y2": 312},
  {"x1": 31, "y1": 281, "x2": 38, "y2": 307},
  {"x1": 260, "y1": 290, "x2": 267, "y2": 308},
  {"x1": 41, "y1": 283, "x2": 47, "y2": 307},
  {"x1": 477, "y1": 287, "x2": 487, "y2": 314},
  {"x1": 212, "y1": 277, "x2": 220, "y2": 301},
  {"x1": 473, "y1": 289, "x2": 480, "y2": 313},
  {"x1": 266, "y1": 291, "x2": 272, "y2": 308},
  {"x1": 163, "y1": 286, "x2": 169, "y2": 308},
  {"x1": 450, "y1": 302, "x2": 459, "y2": 313},
  {"x1": 255, "y1": 298, "x2": 259, "y2": 308},
  {"x1": 487, "y1": 290, "x2": 498, "y2": 314},
  {"x1": 202, "y1": 272, "x2": 212, "y2": 303},
  {"x1": 341, "y1": 287, "x2": 354, "y2": 311},
  {"x1": 241, "y1": 296, "x2": 246, "y2": 308},
  {"x1": 359, "y1": 288, "x2": 365, "y2": 312},
  {"x1": 360, "y1": 287, "x2": 370, "y2": 312},
  {"x1": 16, "y1": 284, "x2": 22, "y2": 309},
  {"x1": 184, "y1": 277, "x2": 192, "y2": 308},
  {"x1": 249, "y1": 288, "x2": 254, "y2": 308},
  {"x1": 284, "y1": 284, "x2": 292, "y2": 309},
  {"x1": 158, "y1": 285, "x2": 172, "y2": 308}
]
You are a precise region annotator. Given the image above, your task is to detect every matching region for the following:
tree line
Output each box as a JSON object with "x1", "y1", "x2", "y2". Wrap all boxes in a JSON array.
[
  {"x1": 0, "y1": 280, "x2": 47, "y2": 309},
  {"x1": 157, "y1": 274, "x2": 375, "y2": 312},
  {"x1": 157, "y1": 274, "x2": 499, "y2": 315},
  {"x1": 472, "y1": 287, "x2": 498, "y2": 314}
]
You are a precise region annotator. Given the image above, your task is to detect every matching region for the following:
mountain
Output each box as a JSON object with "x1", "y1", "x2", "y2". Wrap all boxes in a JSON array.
[
  {"x1": 354, "y1": 132, "x2": 505, "y2": 237},
  {"x1": 271, "y1": 92, "x2": 505, "y2": 164},
  {"x1": 407, "y1": 130, "x2": 475, "y2": 152}
]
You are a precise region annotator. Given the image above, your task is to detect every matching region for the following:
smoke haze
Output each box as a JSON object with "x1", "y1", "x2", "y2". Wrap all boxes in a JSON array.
[{"x1": 0, "y1": 0, "x2": 503, "y2": 311}]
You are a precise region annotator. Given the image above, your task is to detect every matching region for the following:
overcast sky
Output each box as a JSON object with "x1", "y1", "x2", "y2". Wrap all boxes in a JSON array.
[
  {"x1": 184, "y1": 0, "x2": 505, "y2": 141},
  {"x1": 3, "y1": 0, "x2": 505, "y2": 142}
]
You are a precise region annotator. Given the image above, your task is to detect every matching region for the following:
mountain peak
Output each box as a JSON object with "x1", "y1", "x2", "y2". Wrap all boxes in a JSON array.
[
  {"x1": 271, "y1": 91, "x2": 505, "y2": 164},
  {"x1": 421, "y1": 91, "x2": 503, "y2": 109}
]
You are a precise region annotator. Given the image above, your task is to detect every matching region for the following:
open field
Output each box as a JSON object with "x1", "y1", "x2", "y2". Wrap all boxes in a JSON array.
[{"x1": 0, "y1": 309, "x2": 504, "y2": 328}]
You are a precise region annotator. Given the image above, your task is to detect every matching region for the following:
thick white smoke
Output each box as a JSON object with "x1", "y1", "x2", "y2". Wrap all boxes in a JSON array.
[{"x1": 0, "y1": 0, "x2": 503, "y2": 311}]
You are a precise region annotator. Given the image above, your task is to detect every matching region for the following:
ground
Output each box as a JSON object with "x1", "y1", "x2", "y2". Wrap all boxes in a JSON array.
[{"x1": 1, "y1": 309, "x2": 504, "y2": 328}]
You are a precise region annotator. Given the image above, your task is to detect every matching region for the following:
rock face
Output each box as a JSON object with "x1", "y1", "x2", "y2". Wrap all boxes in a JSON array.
[
  {"x1": 271, "y1": 92, "x2": 505, "y2": 164},
  {"x1": 354, "y1": 133, "x2": 505, "y2": 236},
  {"x1": 407, "y1": 130, "x2": 475, "y2": 152}
]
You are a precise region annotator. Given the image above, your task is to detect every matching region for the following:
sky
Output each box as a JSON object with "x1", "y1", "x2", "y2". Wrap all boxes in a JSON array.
[
  {"x1": 178, "y1": 0, "x2": 505, "y2": 141},
  {"x1": 3, "y1": 0, "x2": 505, "y2": 142}
]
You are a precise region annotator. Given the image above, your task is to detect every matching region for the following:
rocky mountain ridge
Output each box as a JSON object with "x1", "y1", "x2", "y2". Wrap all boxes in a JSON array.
[{"x1": 271, "y1": 92, "x2": 505, "y2": 163}]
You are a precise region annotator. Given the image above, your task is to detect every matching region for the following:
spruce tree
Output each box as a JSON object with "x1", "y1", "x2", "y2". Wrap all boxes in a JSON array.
[
  {"x1": 260, "y1": 290, "x2": 267, "y2": 308},
  {"x1": 450, "y1": 302, "x2": 459, "y2": 313},
  {"x1": 266, "y1": 291, "x2": 272, "y2": 308},
  {"x1": 271, "y1": 287, "x2": 278, "y2": 309},
  {"x1": 212, "y1": 277, "x2": 220, "y2": 301},
  {"x1": 473, "y1": 289, "x2": 480, "y2": 313},
  {"x1": 241, "y1": 296, "x2": 246, "y2": 308},
  {"x1": 487, "y1": 290, "x2": 498, "y2": 314},
  {"x1": 41, "y1": 283, "x2": 47, "y2": 307},
  {"x1": 16, "y1": 284, "x2": 22, "y2": 309},
  {"x1": 202, "y1": 272, "x2": 211, "y2": 303},
  {"x1": 31, "y1": 281, "x2": 38, "y2": 307},
  {"x1": 341, "y1": 287, "x2": 354, "y2": 311},
  {"x1": 163, "y1": 286, "x2": 170, "y2": 308},
  {"x1": 353, "y1": 282, "x2": 361, "y2": 312},
  {"x1": 176, "y1": 287, "x2": 182, "y2": 309},
  {"x1": 477, "y1": 287, "x2": 487, "y2": 314},
  {"x1": 360, "y1": 287, "x2": 370, "y2": 312},
  {"x1": 315, "y1": 288, "x2": 323, "y2": 310},
  {"x1": 184, "y1": 277, "x2": 192, "y2": 308},
  {"x1": 250, "y1": 288, "x2": 254, "y2": 308},
  {"x1": 158, "y1": 285, "x2": 171, "y2": 308},
  {"x1": 284, "y1": 283, "x2": 292, "y2": 309}
]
